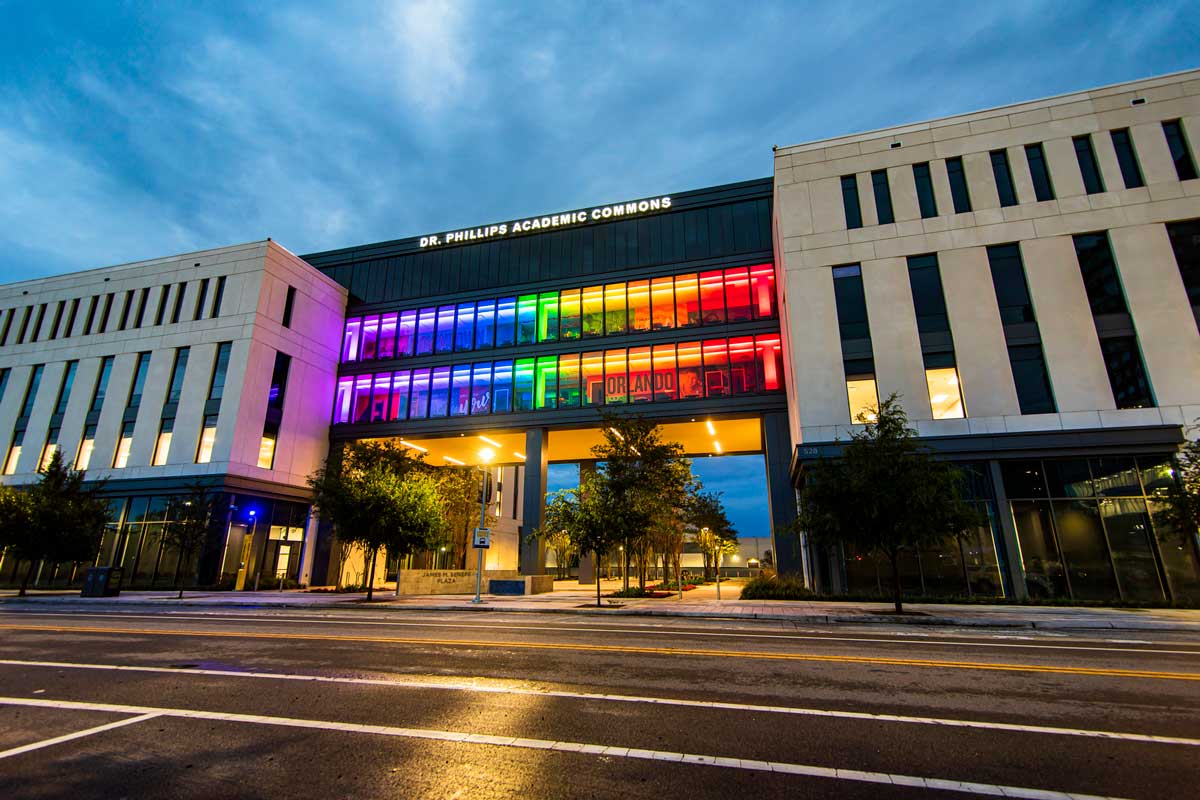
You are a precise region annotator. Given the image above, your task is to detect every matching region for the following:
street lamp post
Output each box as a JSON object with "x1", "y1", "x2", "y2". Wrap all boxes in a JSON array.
[
  {"x1": 472, "y1": 448, "x2": 495, "y2": 605},
  {"x1": 248, "y1": 510, "x2": 260, "y2": 592}
]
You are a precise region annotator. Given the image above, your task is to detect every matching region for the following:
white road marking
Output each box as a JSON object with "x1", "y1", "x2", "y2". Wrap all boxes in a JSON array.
[
  {"x1": 7, "y1": 609, "x2": 1198, "y2": 656},
  {"x1": 0, "y1": 712, "x2": 158, "y2": 759},
  {"x1": 0, "y1": 696, "x2": 1134, "y2": 800},
  {"x1": 1, "y1": 658, "x2": 1195, "y2": 748}
]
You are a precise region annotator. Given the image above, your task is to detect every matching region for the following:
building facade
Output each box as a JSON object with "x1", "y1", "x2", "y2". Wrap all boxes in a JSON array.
[
  {"x1": 1, "y1": 69, "x2": 1199, "y2": 602},
  {"x1": 0, "y1": 240, "x2": 346, "y2": 589},
  {"x1": 775, "y1": 69, "x2": 1200, "y2": 601}
]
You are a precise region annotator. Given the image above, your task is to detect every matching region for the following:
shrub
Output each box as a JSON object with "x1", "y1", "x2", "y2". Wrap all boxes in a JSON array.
[{"x1": 739, "y1": 573, "x2": 812, "y2": 600}]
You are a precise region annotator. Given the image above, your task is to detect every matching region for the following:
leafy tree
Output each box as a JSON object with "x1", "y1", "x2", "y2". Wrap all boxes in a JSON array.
[
  {"x1": 381, "y1": 470, "x2": 447, "y2": 574},
  {"x1": 436, "y1": 466, "x2": 496, "y2": 570},
  {"x1": 1158, "y1": 428, "x2": 1200, "y2": 543},
  {"x1": 796, "y1": 394, "x2": 983, "y2": 613},
  {"x1": 164, "y1": 484, "x2": 224, "y2": 599},
  {"x1": 309, "y1": 440, "x2": 436, "y2": 601},
  {"x1": 687, "y1": 488, "x2": 738, "y2": 581},
  {"x1": 590, "y1": 412, "x2": 693, "y2": 591},
  {"x1": 535, "y1": 526, "x2": 577, "y2": 580},
  {"x1": 0, "y1": 451, "x2": 109, "y2": 596},
  {"x1": 547, "y1": 476, "x2": 618, "y2": 607}
]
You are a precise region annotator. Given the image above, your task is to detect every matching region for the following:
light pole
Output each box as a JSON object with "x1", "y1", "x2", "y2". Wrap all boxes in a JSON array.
[{"x1": 472, "y1": 448, "x2": 495, "y2": 604}]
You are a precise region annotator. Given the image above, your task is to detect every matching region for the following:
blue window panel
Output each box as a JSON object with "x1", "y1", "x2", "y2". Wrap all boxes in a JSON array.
[
  {"x1": 455, "y1": 303, "x2": 474, "y2": 351},
  {"x1": 471, "y1": 363, "x2": 491, "y2": 415},
  {"x1": 435, "y1": 305, "x2": 455, "y2": 354},
  {"x1": 415, "y1": 307, "x2": 436, "y2": 355},
  {"x1": 449, "y1": 365, "x2": 472, "y2": 416},
  {"x1": 396, "y1": 310, "x2": 417, "y2": 357},
  {"x1": 491, "y1": 360, "x2": 513, "y2": 412},
  {"x1": 409, "y1": 368, "x2": 431, "y2": 419},
  {"x1": 428, "y1": 366, "x2": 451, "y2": 417},
  {"x1": 474, "y1": 300, "x2": 496, "y2": 350},
  {"x1": 495, "y1": 298, "x2": 517, "y2": 348}
]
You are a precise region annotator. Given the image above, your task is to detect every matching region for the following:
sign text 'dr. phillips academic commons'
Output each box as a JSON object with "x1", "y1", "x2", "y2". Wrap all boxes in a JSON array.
[{"x1": 419, "y1": 196, "x2": 672, "y2": 248}]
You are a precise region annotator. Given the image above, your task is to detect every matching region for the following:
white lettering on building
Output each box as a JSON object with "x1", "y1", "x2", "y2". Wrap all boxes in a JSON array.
[{"x1": 419, "y1": 196, "x2": 672, "y2": 248}]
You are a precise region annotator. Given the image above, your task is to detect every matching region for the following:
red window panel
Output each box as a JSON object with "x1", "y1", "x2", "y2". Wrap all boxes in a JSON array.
[
  {"x1": 728, "y1": 336, "x2": 757, "y2": 394},
  {"x1": 652, "y1": 344, "x2": 677, "y2": 401},
  {"x1": 699, "y1": 270, "x2": 725, "y2": 324},
  {"x1": 724, "y1": 267, "x2": 752, "y2": 322},
  {"x1": 755, "y1": 335, "x2": 783, "y2": 391},
  {"x1": 702, "y1": 339, "x2": 730, "y2": 397},
  {"x1": 628, "y1": 346, "x2": 653, "y2": 403},
  {"x1": 749, "y1": 264, "x2": 777, "y2": 319},
  {"x1": 674, "y1": 273, "x2": 700, "y2": 327},
  {"x1": 604, "y1": 348, "x2": 628, "y2": 404},
  {"x1": 582, "y1": 351, "x2": 604, "y2": 406}
]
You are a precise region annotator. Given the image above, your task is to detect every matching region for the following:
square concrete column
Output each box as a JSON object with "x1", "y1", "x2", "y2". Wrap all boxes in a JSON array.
[
  {"x1": 763, "y1": 411, "x2": 803, "y2": 576},
  {"x1": 988, "y1": 460, "x2": 1028, "y2": 601},
  {"x1": 519, "y1": 427, "x2": 548, "y2": 575}
]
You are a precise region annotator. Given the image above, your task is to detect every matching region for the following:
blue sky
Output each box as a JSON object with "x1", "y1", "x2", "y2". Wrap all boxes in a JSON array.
[{"x1": 1, "y1": 1, "x2": 1197, "y2": 283}]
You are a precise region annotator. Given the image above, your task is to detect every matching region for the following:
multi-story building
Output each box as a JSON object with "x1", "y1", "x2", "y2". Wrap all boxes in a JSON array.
[
  {"x1": 776, "y1": 69, "x2": 1200, "y2": 602},
  {"x1": 1, "y1": 68, "x2": 1198, "y2": 603}
]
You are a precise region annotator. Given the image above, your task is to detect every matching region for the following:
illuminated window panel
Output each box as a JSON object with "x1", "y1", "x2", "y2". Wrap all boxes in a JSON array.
[
  {"x1": 470, "y1": 364, "x2": 491, "y2": 415},
  {"x1": 728, "y1": 336, "x2": 756, "y2": 394},
  {"x1": 76, "y1": 424, "x2": 97, "y2": 470},
  {"x1": 4, "y1": 441, "x2": 21, "y2": 475},
  {"x1": 755, "y1": 335, "x2": 783, "y2": 391},
  {"x1": 389, "y1": 371, "x2": 411, "y2": 421},
  {"x1": 677, "y1": 341, "x2": 704, "y2": 399},
  {"x1": 628, "y1": 346, "x2": 653, "y2": 403},
  {"x1": 455, "y1": 303, "x2": 475, "y2": 351},
  {"x1": 559, "y1": 289, "x2": 581, "y2": 340},
  {"x1": 536, "y1": 356, "x2": 558, "y2": 409},
  {"x1": 450, "y1": 365, "x2": 472, "y2": 416},
  {"x1": 581, "y1": 286, "x2": 604, "y2": 337},
  {"x1": 372, "y1": 373, "x2": 392, "y2": 421},
  {"x1": 195, "y1": 416, "x2": 216, "y2": 464},
  {"x1": 491, "y1": 360, "x2": 513, "y2": 412},
  {"x1": 378, "y1": 312, "x2": 397, "y2": 359},
  {"x1": 582, "y1": 351, "x2": 604, "y2": 405},
  {"x1": 604, "y1": 348, "x2": 628, "y2": 404},
  {"x1": 926, "y1": 366, "x2": 965, "y2": 419},
  {"x1": 416, "y1": 307, "x2": 436, "y2": 355},
  {"x1": 675, "y1": 273, "x2": 700, "y2": 327},
  {"x1": 341, "y1": 318, "x2": 361, "y2": 362},
  {"x1": 396, "y1": 310, "x2": 417, "y2": 357},
  {"x1": 846, "y1": 375, "x2": 879, "y2": 423},
  {"x1": 626, "y1": 280, "x2": 651, "y2": 332},
  {"x1": 604, "y1": 283, "x2": 627, "y2": 335},
  {"x1": 352, "y1": 375, "x2": 373, "y2": 423},
  {"x1": 750, "y1": 264, "x2": 777, "y2": 319},
  {"x1": 514, "y1": 358, "x2": 535, "y2": 411},
  {"x1": 537, "y1": 292, "x2": 559, "y2": 342},
  {"x1": 435, "y1": 305, "x2": 456, "y2": 354},
  {"x1": 702, "y1": 339, "x2": 731, "y2": 397},
  {"x1": 428, "y1": 366, "x2": 451, "y2": 417},
  {"x1": 334, "y1": 377, "x2": 353, "y2": 424},
  {"x1": 474, "y1": 300, "x2": 495, "y2": 350},
  {"x1": 516, "y1": 295, "x2": 538, "y2": 345},
  {"x1": 725, "y1": 267, "x2": 752, "y2": 322},
  {"x1": 495, "y1": 298, "x2": 517, "y2": 347},
  {"x1": 558, "y1": 354, "x2": 581, "y2": 408},
  {"x1": 257, "y1": 429, "x2": 277, "y2": 470},
  {"x1": 653, "y1": 344, "x2": 677, "y2": 401},
  {"x1": 409, "y1": 368, "x2": 431, "y2": 418},
  {"x1": 152, "y1": 419, "x2": 172, "y2": 466},
  {"x1": 360, "y1": 316, "x2": 379, "y2": 360},
  {"x1": 699, "y1": 270, "x2": 725, "y2": 324},
  {"x1": 651, "y1": 276, "x2": 675, "y2": 330}
]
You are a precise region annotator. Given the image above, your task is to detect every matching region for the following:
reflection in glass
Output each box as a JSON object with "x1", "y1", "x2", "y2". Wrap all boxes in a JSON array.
[
  {"x1": 845, "y1": 376, "x2": 878, "y2": 423},
  {"x1": 1101, "y1": 498, "x2": 1164, "y2": 601},
  {"x1": 1147, "y1": 500, "x2": 1200, "y2": 602},
  {"x1": 1053, "y1": 500, "x2": 1119, "y2": 600},
  {"x1": 925, "y1": 367, "x2": 964, "y2": 419},
  {"x1": 1011, "y1": 500, "x2": 1069, "y2": 598}
]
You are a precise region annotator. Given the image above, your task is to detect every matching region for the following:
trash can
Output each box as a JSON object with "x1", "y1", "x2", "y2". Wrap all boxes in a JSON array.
[{"x1": 81, "y1": 566, "x2": 123, "y2": 598}]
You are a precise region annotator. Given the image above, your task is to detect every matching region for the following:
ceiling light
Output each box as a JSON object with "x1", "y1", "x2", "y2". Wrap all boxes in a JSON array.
[
  {"x1": 478, "y1": 435, "x2": 501, "y2": 448},
  {"x1": 513, "y1": 451, "x2": 526, "y2": 460},
  {"x1": 706, "y1": 420, "x2": 715, "y2": 435},
  {"x1": 478, "y1": 448, "x2": 495, "y2": 464},
  {"x1": 714, "y1": 441, "x2": 723, "y2": 454},
  {"x1": 399, "y1": 439, "x2": 428, "y2": 453},
  {"x1": 609, "y1": 427, "x2": 624, "y2": 441},
  {"x1": 443, "y1": 455, "x2": 465, "y2": 465}
]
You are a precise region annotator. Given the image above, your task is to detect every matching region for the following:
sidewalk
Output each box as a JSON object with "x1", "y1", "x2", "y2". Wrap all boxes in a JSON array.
[{"x1": 4, "y1": 579, "x2": 1200, "y2": 632}]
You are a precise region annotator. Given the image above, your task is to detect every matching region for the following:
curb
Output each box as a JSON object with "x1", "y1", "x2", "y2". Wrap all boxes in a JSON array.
[{"x1": 2, "y1": 597, "x2": 1198, "y2": 632}]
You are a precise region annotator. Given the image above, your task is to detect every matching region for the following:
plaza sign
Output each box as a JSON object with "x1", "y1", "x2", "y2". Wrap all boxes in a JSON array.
[{"x1": 419, "y1": 196, "x2": 673, "y2": 248}]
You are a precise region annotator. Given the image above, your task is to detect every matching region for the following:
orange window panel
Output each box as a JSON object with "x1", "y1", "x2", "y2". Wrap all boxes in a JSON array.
[
  {"x1": 651, "y1": 276, "x2": 675, "y2": 330},
  {"x1": 677, "y1": 341, "x2": 703, "y2": 399},
  {"x1": 652, "y1": 344, "x2": 677, "y2": 401},
  {"x1": 749, "y1": 264, "x2": 777, "y2": 319},
  {"x1": 628, "y1": 346, "x2": 653, "y2": 403},
  {"x1": 604, "y1": 348, "x2": 628, "y2": 404},
  {"x1": 581, "y1": 351, "x2": 604, "y2": 406},
  {"x1": 627, "y1": 280, "x2": 651, "y2": 332},
  {"x1": 674, "y1": 273, "x2": 700, "y2": 327}
]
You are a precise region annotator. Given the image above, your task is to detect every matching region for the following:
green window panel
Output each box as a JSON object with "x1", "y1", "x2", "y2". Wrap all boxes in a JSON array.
[
  {"x1": 536, "y1": 356, "x2": 558, "y2": 409},
  {"x1": 516, "y1": 295, "x2": 538, "y2": 345},
  {"x1": 537, "y1": 292, "x2": 559, "y2": 343},
  {"x1": 514, "y1": 358, "x2": 535, "y2": 411}
]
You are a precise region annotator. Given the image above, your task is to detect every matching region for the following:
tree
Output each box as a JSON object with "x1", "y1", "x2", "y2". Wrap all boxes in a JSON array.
[
  {"x1": 590, "y1": 412, "x2": 693, "y2": 591},
  {"x1": 546, "y1": 476, "x2": 618, "y2": 607},
  {"x1": 535, "y1": 526, "x2": 577, "y2": 580},
  {"x1": 1159, "y1": 427, "x2": 1200, "y2": 542},
  {"x1": 795, "y1": 395, "x2": 983, "y2": 613},
  {"x1": 436, "y1": 467, "x2": 496, "y2": 569},
  {"x1": 0, "y1": 452, "x2": 109, "y2": 596},
  {"x1": 687, "y1": 488, "x2": 738, "y2": 581},
  {"x1": 164, "y1": 484, "x2": 224, "y2": 599},
  {"x1": 309, "y1": 440, "x2": 435, "y2": 601}
]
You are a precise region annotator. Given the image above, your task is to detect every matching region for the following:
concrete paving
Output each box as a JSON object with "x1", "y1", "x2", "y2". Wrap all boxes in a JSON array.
[{"x1": 4, "y1": 578, "x2": 1200, "y2": 632}]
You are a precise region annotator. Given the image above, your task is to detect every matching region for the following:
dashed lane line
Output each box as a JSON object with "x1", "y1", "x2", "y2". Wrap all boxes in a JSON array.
[
  {"x1": 9, "y1": 609, "x2": 1199, "y2": 656},
  {"x1": 1, "y1": 657, "x2": 1196, "y2": 747},
  {"x1": 0, "y1": 712, "x2": 159, "y2": 760},
  {"x1": 3, "y1": 622, "x2": 1200, "y2": 681},
  {"x1": 0, "y1": 696, "x2": 1134, "y2": 800}
]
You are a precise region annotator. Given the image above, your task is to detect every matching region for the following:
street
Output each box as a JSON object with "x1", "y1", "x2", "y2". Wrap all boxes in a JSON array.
[{"x1": 0, "y1": 605, "x2": 1198, "y2": 799}]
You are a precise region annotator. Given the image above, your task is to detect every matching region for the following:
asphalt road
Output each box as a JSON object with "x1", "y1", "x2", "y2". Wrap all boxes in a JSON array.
[{"x1": 0, "y1": 605, "x2": 1198, "y2": 799}]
